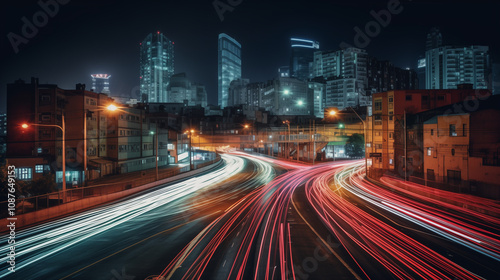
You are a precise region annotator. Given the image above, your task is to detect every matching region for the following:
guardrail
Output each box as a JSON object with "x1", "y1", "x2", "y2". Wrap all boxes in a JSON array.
[{"x1": 0, "y1": 155, "x2": 221, "y2": 219}]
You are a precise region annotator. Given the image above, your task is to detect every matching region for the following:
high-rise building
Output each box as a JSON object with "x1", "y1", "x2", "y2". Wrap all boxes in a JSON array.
[
  {"x1": 308, "y1": 78, "x2": 325, "y2": 118},
  {"x1": 290, "y1": 38, "x2": 319, "y2": 81},
  {"x1": 168, "y1": 73, "x2": 208, "y2": 107},
  {"x1": 90, "y1": 74, "x2": 111, "y2": 94},
  {"x1": 417, "y1": 57, "x2": 426, "y2": 89},
  {"x1": 426, "y1": 27, "x2": 442, "y2": 51},
  {"x1": 367, "y1": 58, "x2": 418, "y2": 94},
  {"x1": 260, "y1": 77, "x2": 312, "y2": 116},
  {"x1": 218, "y1": 33, "x2": 242, "y2": 109},
  {"x1": 426, "y1": 45, "x2": 490, "y2": 90},
  {"x1": 278, "y1": 66, "x2": 290, "y2": 78},
  {"x1": 228, "y1": 78, "x2": 250, "y2": 107},
  {"x1": 313, "y1": 47, "x2": 368, "y2": 110},
  {"x1": 140, "y1": 32, "x2": 175, "y2": 103},
  {"x1": 492, "y1": 63, "x2": 500, "y2": 95}
]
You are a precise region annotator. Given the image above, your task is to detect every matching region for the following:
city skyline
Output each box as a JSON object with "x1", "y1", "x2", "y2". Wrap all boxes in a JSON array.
[
  {"x1": 2, "y1": 1, "x2": 500, "y2": 279},
  {"x1": 1, "y1": 0, "x2": 500, "y2": 113}
]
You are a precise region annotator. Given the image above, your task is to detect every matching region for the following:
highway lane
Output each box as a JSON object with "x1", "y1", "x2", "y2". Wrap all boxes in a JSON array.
[
  {"x1": 0, "y1": 154, "x2": 277, "y2": 280},
  {"x1": 2, "y1": 153, "x2": 498, "y2": 280},
  {"x1": 333, "y1": 163, "x2": 500, "y2": 279},
  {"x1": 159, "y1": 155, "x2": 362, "y2": 280}
]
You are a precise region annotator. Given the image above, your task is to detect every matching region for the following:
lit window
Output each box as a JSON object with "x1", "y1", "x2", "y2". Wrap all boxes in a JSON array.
[
  {"x1": 35, "y1": 165, "x2": 44, "y2": 173},
  {"x1": 449, "y1": 124, "x2": 457, "y2": 137},
  {"x1": 427, "y1": 147, "x2": 432, "y2": 156},
  {"x1": 16, "y1": 168, "x2": 32, "y2": 180}
]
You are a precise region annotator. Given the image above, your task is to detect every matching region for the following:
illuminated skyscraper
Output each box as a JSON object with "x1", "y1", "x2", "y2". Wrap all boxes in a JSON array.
[
  {"x1": 218, "y1": 33, "x2": 241, "y2": 108},
  {"x1": 426, "y1": 27, "x2": 442, "y2": 51},
  {"x1": 426, "y1": 45, "x2": 490, "y2": 89},
  {"x1": 290, "y1": 38, "x2": 319, "y2": 81},
  {"x1": 90, "y1": 74, "x2": 111, "y2": 94},
  {"x1": 140, "y1": 32, "x2": 174, "y2": 103}
]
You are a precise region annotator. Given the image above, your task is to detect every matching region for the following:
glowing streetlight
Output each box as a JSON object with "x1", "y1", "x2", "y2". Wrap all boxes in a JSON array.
[
  {"x1": 21, "y1": 118, "x2": 67, "y2": 202},
  {"x1": 284, "y1": 90, "x2": 290, "y2": 95},
  {"x1": 297, "y1": 100, "x2": 304, "y2": 106},
  {"x1": 106, "y1": 104, "x2": 118, "y2": 111},
  {"x1": 329, "y1": 110, "x2": 336, "y2": 116}
]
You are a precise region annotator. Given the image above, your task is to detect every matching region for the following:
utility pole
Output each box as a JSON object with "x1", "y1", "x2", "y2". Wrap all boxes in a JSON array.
[{"x1": 313, "y1": 120, "x2": 316, "y2": 165}]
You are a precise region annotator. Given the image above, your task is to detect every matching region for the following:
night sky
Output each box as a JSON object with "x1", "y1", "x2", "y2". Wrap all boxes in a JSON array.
[{"x1": 1, "y1": 0, "x2": 499, "y2": 113}]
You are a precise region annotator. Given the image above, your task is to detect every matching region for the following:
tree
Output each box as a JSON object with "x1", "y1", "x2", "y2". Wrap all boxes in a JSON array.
[
  {"x1": 345, "y1": 134, "x2": 365, "y2": 158},
  {"x1": 25, "y1": 174, "x2": 57, "y2": 196},
  {"x1": 0, "y1": 164, "x2": 28, "y2": 201}
]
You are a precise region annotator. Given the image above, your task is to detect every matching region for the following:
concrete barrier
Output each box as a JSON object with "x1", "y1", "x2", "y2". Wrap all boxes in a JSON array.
[{"x1": 1, "y1": 159, "x2": 223, "y2": 232}]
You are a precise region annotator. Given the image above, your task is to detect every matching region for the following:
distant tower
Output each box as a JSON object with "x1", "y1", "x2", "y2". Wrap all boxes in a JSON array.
[
  {"x1": 426, "y1": 27, "x2": 442, "y2": 51},
  {"x1": 218, "y1": 33, "x2": 241, "y2": 109},
  {"x1": 140, "y1": 31, "x2": 174, "y2": 103},
  {"x1": 90, "y1": 74, "x2": 111, "y2": 94},
  {"x1": 290, "y1": 38, "x2": 319, "y2": 81}
]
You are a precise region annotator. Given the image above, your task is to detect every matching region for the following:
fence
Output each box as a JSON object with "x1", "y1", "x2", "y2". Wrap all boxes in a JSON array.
[{"x1": 0, "y1": 155, "x2": 221, "y2": 219}]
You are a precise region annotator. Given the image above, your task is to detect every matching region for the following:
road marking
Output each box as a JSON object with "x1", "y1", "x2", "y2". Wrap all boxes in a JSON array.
[
  {"x1": 223, "y1": 259, "x2": 226, "y2": 267},
  {"x1": 291, "y1": 195, "x2": 363, "y2": 280},
  {"x1": 59, "y1": 212, "x2": 219, "y2": 280}
]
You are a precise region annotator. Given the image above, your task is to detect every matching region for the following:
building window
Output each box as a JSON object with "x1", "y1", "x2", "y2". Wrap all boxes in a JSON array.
[
  {"x1": 389, "y1": 132, "x2": 393, "y2": 139},
  {"x1": 451, "y1": 148, "x2": 455, "y2": 156},
  {"x1": 374, "y1": 100, "x2": 382, "y2": 111},
  {"x1": 427, "y1": 147, "x2": 432, "y2": 156},
  {"x1": 438, "y1": 95, "x2": 445, "y2": 101},
  {"x1": 389, "y1": 97, "x2": 393, "y2": 102},
  {"x1": 35, "y1": 164, "x2": 46, "y2": 173},
  {"x1": 463, "y1": 124, "x2": 467, "y2": 137},
  {"x1": 405, "y1": 95, "x2": 412, "y2": 101},
  {"x1": 449, "y1": 124, "x2": 457, "y2": 136},
  {"x1": 40, "y1": 94, "x2": 51, "y2": 104},
  {"x1": 431, "y1": 129, "x2": 434, "y2": 136},
  {"x1": 16, "y1": 167, "x2": 32, "y2": 180}
]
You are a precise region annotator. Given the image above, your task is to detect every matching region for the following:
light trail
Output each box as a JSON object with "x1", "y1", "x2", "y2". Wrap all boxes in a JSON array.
[
  {"x1": 304, "y1": 162, "x2": 484, "y2": 279},
  {"x1": 343, "y1": 165, "x2": 500, "y2": 262},
  {"x1": 0, "y1": 154, "x2": 265, "y2": 278}
]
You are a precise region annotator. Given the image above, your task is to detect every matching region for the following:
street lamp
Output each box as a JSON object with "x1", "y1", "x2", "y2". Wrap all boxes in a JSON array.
[
  {"x1": 106, "y1": 104, "x2": 118, "y2": 111},
  {"x1": 150, "y1": 130, "x2": 159, "y2": 180},
  {"x1": 327, "y1": 108, "x2": 367, "y2": 176},
  {"x1": 22, "y1": 115, "x2": 67, "y2": 202}
]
